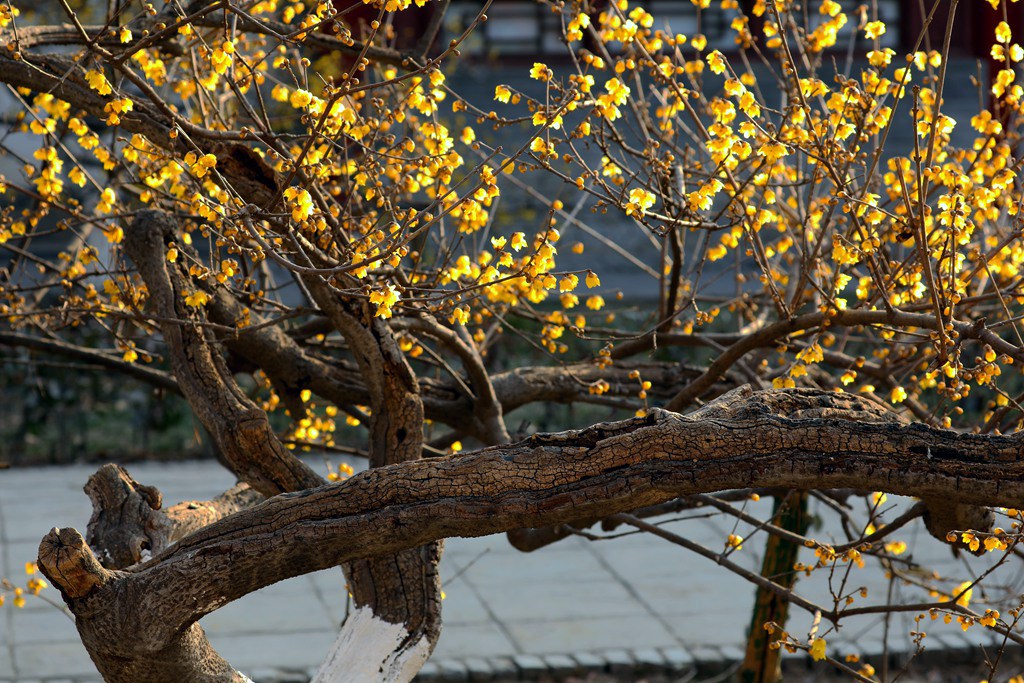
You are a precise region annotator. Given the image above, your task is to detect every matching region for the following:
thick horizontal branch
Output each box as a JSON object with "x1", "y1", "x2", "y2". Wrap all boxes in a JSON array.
[
  {"x1": 12, "y1": 24, "x2": 184, "y2": 54},
  {"x1": 46, "y1": 387, "x2": 1024, "y2": 650},
  {"x1": 489, "y1": 361, "x2": 710, "y2": 413},
  {"x1": 0, "y1": 52, "x2": 172, "y2": 141},
  {"x1": 0, "y1": 332, "x2": 180, "y2": 393},
  {"x1": 0, "y1": 52, "x2": 281, "y2": 206}
]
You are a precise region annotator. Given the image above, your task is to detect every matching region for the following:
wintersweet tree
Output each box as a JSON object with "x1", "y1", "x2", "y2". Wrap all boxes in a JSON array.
[{"x1": 2, "y1": 0, "x2": 1024, "y2": 680}]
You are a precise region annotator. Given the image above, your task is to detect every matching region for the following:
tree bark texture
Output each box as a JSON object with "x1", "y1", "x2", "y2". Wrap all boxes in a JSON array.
[
  {"x1": 85, "y1": 463, "x2": 262, "y2": 569},
  {"x1": 38, "y1": 385, "x2": 1024, "y2": 681},
  {"x1": 121, "y1": 211, "x2": 441, "y2": 681},
  {"x1": 301, "y1": 273, "x2": 442, "y2": 678},
  {"x1": 123, "y1": 211, "x2": 324, "y2": 497}
]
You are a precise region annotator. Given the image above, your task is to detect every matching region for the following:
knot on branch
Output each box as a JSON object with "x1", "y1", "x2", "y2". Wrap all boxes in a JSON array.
[
  {"x1": 125, "y1": 209, "x2": 177, "y2": 259},
  {"x1": 85, "y1": 464, "x2": 172, "y2": 569},
  {"x1": 38, "y1": 527, "x2": 112, "y2": 600},
  {"x1": 210, "y1": 142, "x2": 280, "y2": 207},
  {"x1": 922, "y1": 498, "x2": 995, "y2": 555},
  {"x1": 687, "y1": 385, "x2": 906, "y2": 425}
]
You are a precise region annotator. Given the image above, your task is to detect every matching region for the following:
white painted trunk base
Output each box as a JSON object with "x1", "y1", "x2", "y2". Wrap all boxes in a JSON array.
[{"x1": 312, "y1": 606, "x2": 431, "y2": 683}]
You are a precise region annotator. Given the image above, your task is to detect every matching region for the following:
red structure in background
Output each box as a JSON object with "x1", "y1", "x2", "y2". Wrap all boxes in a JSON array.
[
  {"x1": 899, "y1": 0, "x2": 1023, "y2": 61},
  {"x1": 330, "y1": 0, "x2": 440, "y2": 72},
  {"x1": 327, "y1": 1, "x2": 1022, "y2": 88}
]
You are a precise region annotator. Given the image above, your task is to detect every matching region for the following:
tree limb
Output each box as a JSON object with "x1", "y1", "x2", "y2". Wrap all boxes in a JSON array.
[
  {"x1": 38, "y1": 386, "x2": 1024, "y2": 680},
  {"x1": 124, "y1": 210, "x2": 322, "y2": 496}
]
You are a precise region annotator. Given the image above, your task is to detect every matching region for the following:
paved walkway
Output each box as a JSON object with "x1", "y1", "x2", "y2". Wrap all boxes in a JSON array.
[{"x1": 0, "y1": 460, "x2": 1015, "y2": 681}]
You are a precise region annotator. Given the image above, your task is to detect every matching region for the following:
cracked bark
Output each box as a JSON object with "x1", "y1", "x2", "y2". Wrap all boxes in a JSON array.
[
  {"x1": 126, "y1": 208, "x2": 439, "y2": 681},
  {"x1": 85, "y1": 463, "x2": 262, "y2": 569},
  {"x1": 123, "y1": 211, "x2": 322, "y2": 497},
  {"x1": 39, "y1": 386, "x2": 1023, "y2": 680},
  {"x1": 302, "y1": 273, "x2": 441, "y2": 681}
]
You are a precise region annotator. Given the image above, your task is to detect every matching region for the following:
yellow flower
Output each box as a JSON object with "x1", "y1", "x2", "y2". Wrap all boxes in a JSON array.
[
  {"x1": 586, "y1": 271, "x2": 600, "y2": 288},
  {"x1": 809, "y1": 637, "x2": 827, "y2": 661},
  {"x1": 510, "y1": 232, "x2": 527, "y2": 251},
  {"x1": 85, "y1": 70, "x2": 112, "y2": 96},
  {"x1": 820, "y1": 0, "x2": 841, "y2": 17},
  {"x1": 885, "y1": 540, "x2": 907, "y2": 555},
  {"x1": 707, "y1": 50, "x2": 727, "y2": 75},
  {"x1": 996, "y1": 21, "x2": 1012, "y2": 45},
  {"x1": 103, "y1": 98, "x2": 134, "y2": 125},
  {"x1": 625, "y1": 187, "x2": 656, "y2": 217},
  {"x1": 758, "y1": 142, "x2": 788, "y2": 163},
  {"x1": 868, "y1": 49, "x2": 895, "y2": 68},
  {"x1": 97, "y1": 187, "x2": 116, "y2": 213},
  {"x1": 283, "y1": 186, "x2": 314, "y2": 222},
  {"x1": 369, "y1": 284, "x2": 401, "y2": 319},
  {"x1": 992, "y1": 69, "x2": 1016, "y2": 98},
  {"x1": 890, "y1": 386, "x2": 907, "y2": 403},
  {"x1": 559, "y1": 274, "x2": 579, "y2": 292},
  {"x1": 530, "y1": 63, "x2": 550, "y2": 82},
  {"x1": 494, "y1": 85, "x2": 511, "y2": 103},
  {"x1": 185, "y1": 290, "x2": 210, "y2": 308},
  {"x1": 211, "y1": 44, "x2": 233, "y2": 75},
  {"x1": 271, "y1": 84, "x2": 290, "y2": 102},
  {"x1": 602, "y1": 77, "x2": 630, "y2": 106},
  {"x1": 290, "y1": 88, "x2": 313, "y2": 109},
  {"x1": 953, "y1": 581, "x2": 973, "y2": 607},
  {"x1": 864, "y1": 21, "x2": 886, "y2": 40},
  {"x1": 119, "y1": 27, "x2": 132, "y2": 43},
  {"x1": 0, "y1": 4, "x2": 19, "y2": 29},
  {"x1": 190, "y1": 153, "x2": 217, "y2": 178}
]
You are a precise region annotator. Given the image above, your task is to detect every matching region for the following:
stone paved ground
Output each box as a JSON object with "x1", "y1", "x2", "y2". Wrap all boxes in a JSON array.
[{"x1": 0, "y1": 460, "x2": 1019, "y2": 681}]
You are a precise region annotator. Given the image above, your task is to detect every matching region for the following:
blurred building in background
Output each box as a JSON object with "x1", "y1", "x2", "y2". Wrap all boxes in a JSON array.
[{"x1": 338, "y1": 0, "x2": 1020, "y2": 63}]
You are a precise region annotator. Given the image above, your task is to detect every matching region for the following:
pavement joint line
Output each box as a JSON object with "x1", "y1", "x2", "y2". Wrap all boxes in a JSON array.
[
  {"x1": 234, "y1": 641, "x2": 1024, "y2": 682},
  {"x1": 420, "y1": 641, "x2": 1020, "y2": 681},
  {"x1": 459, "y1": 573, "x2": 525, "y2": 657},
  {"x1": 0, "y1": 631, "x2": 1021, "y2": 681},
  {"x1": 305, "y1": 568, "x2": 346, "y2": 630},
  {"x1": 579, "y1": 533, "x2": 688, "y2": 649}
]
